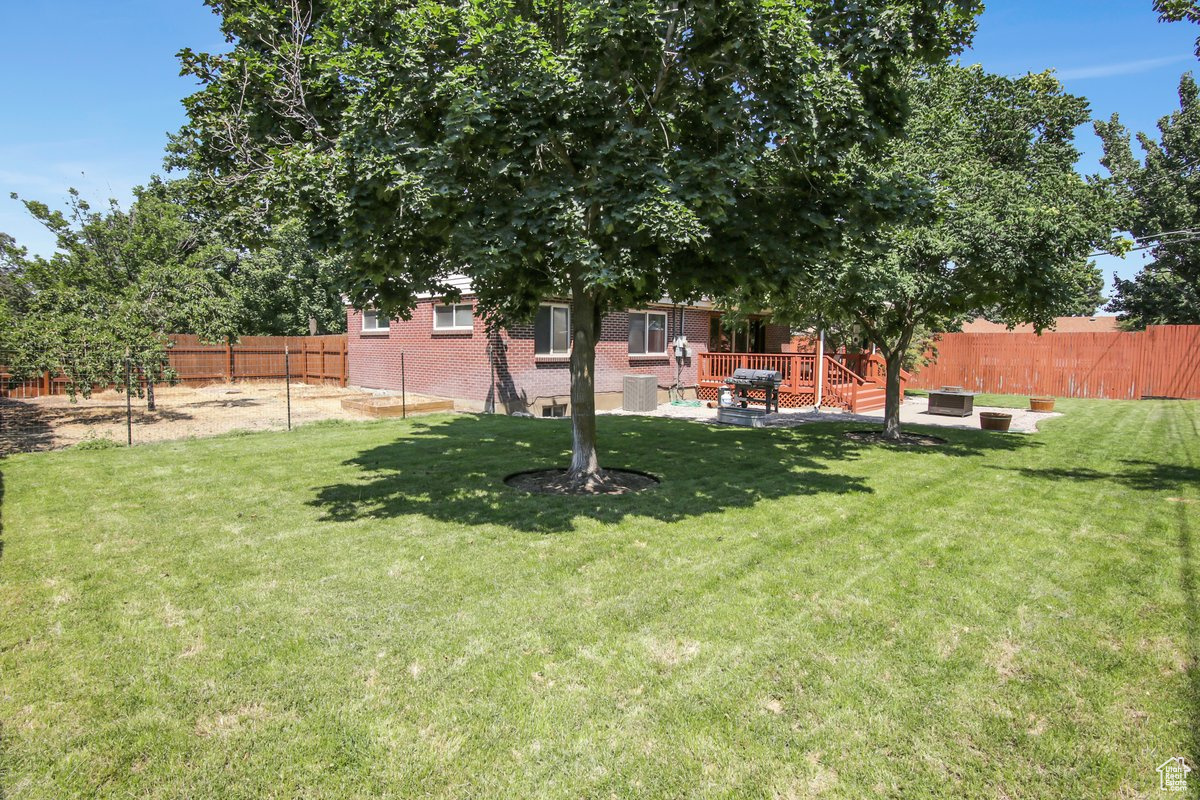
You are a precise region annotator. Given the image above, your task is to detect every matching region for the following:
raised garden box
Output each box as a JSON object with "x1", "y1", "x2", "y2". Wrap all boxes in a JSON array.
[{"x1": 340, "y1": 395, "x2": 455, "y2": 418}]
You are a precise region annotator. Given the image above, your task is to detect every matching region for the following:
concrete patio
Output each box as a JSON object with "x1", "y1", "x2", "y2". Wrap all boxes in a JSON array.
[{"x1": 604, "y1": 396, "x2": 1061, "y2": 434}]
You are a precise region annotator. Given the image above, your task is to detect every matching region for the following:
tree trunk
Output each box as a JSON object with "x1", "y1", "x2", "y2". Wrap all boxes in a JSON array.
[
  {"x1": 146, "y1": 378, "x2": 157, "y2": 412},
  {"x1": 567, "y1": 284, "x2": 606, "y2": 488},
  {"x1": 882, "y1": 354, "x2": 903, "y2": 440}
]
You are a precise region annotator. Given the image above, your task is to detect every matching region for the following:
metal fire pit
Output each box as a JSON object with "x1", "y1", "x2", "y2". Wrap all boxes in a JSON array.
[
  {"x1": 718, "y1": 368, "x2": 783, "y2": 426},
  {"x1": 926, "y1": 386, "x2": 978, "y2": 417}
]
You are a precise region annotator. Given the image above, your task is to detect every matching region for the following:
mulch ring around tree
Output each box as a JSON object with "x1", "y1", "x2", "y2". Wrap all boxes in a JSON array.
[
  {"x1": 843, "y1": 430, "x2": 948, "y2": 447},
  {"x1": 504, "y1": 468, "x2": 660, "y2": 496}
]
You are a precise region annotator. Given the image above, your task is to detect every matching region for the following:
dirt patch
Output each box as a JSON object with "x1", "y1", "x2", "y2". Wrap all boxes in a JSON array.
[
  {"x1": 988, "y1": 638, "x2": 1022, "y2": 682},
  {"x1": 0, "y1": 382, "x2": 451, "y2": 453},
  {"x1": 646, "y1": 638, "x2": 701, "y2": 667},
  {"x1": 504, "y1": 468, "x2": 660, "y2": 495},
  {"x1": 843, "y1": 430, "x2": 948, "y2": 447},
  {"x1": 194, "y1": 703, "x2": 273, "y2": 738}
]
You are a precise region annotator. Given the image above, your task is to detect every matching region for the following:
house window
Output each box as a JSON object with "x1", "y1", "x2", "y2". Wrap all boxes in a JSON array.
[
  {"x1": 534, "y1": 304, "x2": 570, "y2": 356},
  {"x1": 629, "y1": 311, "x2": 668, "y2": 355},
  {"x1": 542, "y1": 403, "x2": 567, "y2": 418},
  {"x1": 362, "y1": 310, "x2": 390, "y2": 333},
  {"x1": 710, "y1": 315, "x2": 766, "y2": 353},
  {"x1": 433, "y1": 303, "x2": 473, "y2": 331}
]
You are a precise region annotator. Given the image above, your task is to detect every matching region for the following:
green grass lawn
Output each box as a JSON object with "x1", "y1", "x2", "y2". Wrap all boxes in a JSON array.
[{"x1": 2, "y1": 399, "x2": 1198, "y2": 798}]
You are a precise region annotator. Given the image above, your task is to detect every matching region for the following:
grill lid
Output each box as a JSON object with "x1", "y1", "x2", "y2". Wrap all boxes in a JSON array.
[{"x1": 727, "y1": 368, "x2": 783, "y2": 385}]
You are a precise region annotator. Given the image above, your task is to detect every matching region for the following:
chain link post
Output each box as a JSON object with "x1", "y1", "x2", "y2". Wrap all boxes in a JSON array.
[
  {"x1": 285, "y1": 345, "x2": 292, "y2": 431},
  {"x1": 124, "y1": 356, "x2": 133, "y2": 446}
]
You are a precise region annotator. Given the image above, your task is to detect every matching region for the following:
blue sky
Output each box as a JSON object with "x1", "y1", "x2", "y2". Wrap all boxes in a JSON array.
[{"x1": 1, "y1": 1, "x2": 1196, "y2": 306}]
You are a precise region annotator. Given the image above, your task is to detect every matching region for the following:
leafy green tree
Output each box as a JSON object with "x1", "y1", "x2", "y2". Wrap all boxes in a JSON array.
[
  {"x1": 778, "y1": 65, "x2": 1113, "y2": 440},
  {"x1": 173, "y1": 0, "x2": 979, "y2": 487},
  {"x1": 160, "y1": 177, "x2": 347, "y2": 335},
  {"x1": 1096, "y1": 74, "x2": 1200, "y2": 328},
  {"x1": 5, "y1": 182, "x2": 238, "y2": 406},
  {"x1": 1155, "y1": 0, "x2": 1200, "y2": 54},
  {"x1": 0, "y1": 233, "x2": 32, "y2": 350},
  {"x1": 229, "y1": 220, "x2": 347, "y2": 336}
]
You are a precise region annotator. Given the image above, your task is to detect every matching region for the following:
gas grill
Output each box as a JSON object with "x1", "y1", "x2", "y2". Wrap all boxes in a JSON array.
[{"x1": 724, "y1": 368, "x2": 783, "y2": 414}]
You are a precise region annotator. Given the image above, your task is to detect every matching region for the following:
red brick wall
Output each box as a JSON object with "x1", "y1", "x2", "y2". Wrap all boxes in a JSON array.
[
  {"x1": 347, "y1": 302, "x2": 789, "y2": 412},
  {"x1": 765, "y1": 322, "x2": 791, "y2": 354}
]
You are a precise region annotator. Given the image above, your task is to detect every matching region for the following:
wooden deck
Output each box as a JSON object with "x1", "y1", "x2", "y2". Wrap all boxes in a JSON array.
[{"x1": 698, "y1": 352, "x2": 904, "y2": 413}]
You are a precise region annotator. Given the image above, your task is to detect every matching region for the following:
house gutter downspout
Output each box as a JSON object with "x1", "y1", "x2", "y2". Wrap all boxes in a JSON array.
[{"x1": 814, "y1": 326, "x2": 825, "y2": 411}]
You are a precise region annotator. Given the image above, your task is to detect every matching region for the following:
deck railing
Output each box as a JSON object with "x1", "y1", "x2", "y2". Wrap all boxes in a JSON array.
[
  {"x1": 698, "y1": 351, "x2": 907, "y2": 412},
  {"x1": 699, "y1": 352, "x2": 870, "y2": 393},
  {"x1": 698, "y1": 352, "x2": 818, "y2": 395},
  {"x1": 822, "y1": 358, "x2": 865, "y2": 408},
  {"x1": 842, "y1": 352, "x2": 886, "y2": 383}
]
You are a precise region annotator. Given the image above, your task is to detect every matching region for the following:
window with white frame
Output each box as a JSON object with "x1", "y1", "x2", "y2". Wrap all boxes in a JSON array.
[
  {"x1": 433, "y1": 302, "x2": 474, "y2": 331},
  {"x1": 362, "y1": 310, "x2": 390, "y2": 333},
  {"x1": 628, "y1": 310, "x2": 668, "y2": 355},
  {"x1": 534, "y1": 304, "x2": 571, "y2": 356}
]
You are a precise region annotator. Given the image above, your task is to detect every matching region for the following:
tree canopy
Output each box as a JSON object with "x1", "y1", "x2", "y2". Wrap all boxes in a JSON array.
[
  {"x1": 2, "y1": 182, "x2": 239, "y2": 403},
  {"x1": 174, "y1": 0, "x2": 981, "y2": 486},
  {"x1": 0, "y1": 178, "x2": 348, "y2": 404},
  {"x1": 1096, "y1": 73, "x2": 1200, "y2": 328},
  {"x1": 1156, "y1": 0, "x2": 1200, "y2": 54},
  {"x1": 224, "y1": 218, "x2": 347, "y2": 336},
  {"x1": 774, "y1": 64, "x2": 1113, "y2": 439}
]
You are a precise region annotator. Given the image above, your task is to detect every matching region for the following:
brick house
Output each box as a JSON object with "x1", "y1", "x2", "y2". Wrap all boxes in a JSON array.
[{"x1": 346, "y1": 285, "x2": 791, "y2": 416}]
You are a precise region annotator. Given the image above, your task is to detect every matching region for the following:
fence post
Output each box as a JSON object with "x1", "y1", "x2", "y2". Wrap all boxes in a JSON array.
[
  {"x1": 124, "y1": 357, "x2": 133, "y2": 447},
  {"x1": 43, "y1": 370, "x2": 51, "y2": 397},
  {"x1": 340, "y1": 337, "x2": 348, "y2": 387},
  {"x1": 226, "y1": 338, "x2": 234, "y2": 382},
  {"x1": 285, "y1": 346, "x2": 292, "y2": 431},
  {"x1": 401, "y1": 352, "x2": 407, "y2": 420},
  {"x1": 319, "y1": 342, "x2": 326, "y2": 386}
]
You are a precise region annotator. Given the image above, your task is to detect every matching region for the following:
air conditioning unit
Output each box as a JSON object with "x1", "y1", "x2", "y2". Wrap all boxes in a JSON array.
[{"x1": 623, "y1": 374, "x2": 659, "y2": 412}]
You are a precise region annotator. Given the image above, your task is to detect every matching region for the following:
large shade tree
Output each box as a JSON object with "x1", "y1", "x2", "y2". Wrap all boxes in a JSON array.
[
  {"x1": 777, "y1": 65, "x2": 1113, "y2": 440},
  {"x1": 1096, "y1": 74, "x2": 1200, "y2": 328},
  {"x1": 173, "y1": 0, "x2": 979, "y2": 487},
  {"x1": 4, "y1": 183, "x2": 238, "y2": 405},
  {"x1": 227, "y1": 219, "x2": 348, "y2": 335}
]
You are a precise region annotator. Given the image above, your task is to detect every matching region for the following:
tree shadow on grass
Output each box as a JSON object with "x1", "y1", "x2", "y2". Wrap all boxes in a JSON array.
[
  {"x1": 0, "y1": 397, "x2": 199, "y2": 453},
  {"x1": 988, "y1": 460, "x2": 1200, "y2": 492},
  {"x1": 309, "y1": 414, "x2": 1038, "y2": 533},
  {"x1": 0, "y1": 399, "x2": 55, "y2": 455}
]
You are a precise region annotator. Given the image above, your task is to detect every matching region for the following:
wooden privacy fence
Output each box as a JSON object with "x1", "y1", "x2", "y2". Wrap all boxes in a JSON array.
[
  {"x1": 168, "y1": 334, "x2": 347, "y2": 386},
  {"x1": 911, "y1": 325, "x2": 1200, "y2": 400},
  {"x1": 1, "y1": 334, "x2": 348, "y2": 399}
]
